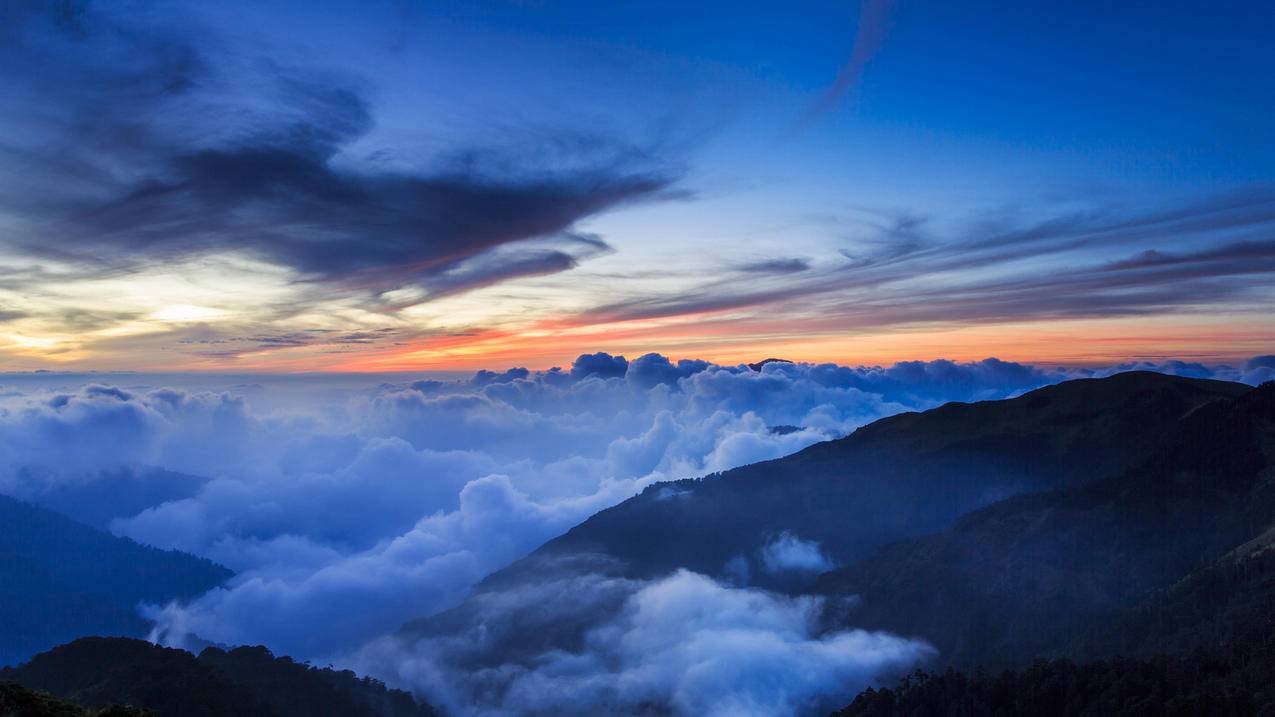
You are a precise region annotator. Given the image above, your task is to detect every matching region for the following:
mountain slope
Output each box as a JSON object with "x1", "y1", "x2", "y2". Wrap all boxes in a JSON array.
[
  {"x1": 0, "y1": 495, "x2": 232, "y2": 666},
  {"x1": 0, "y1": 681, "x2": 149, "y2": 717},
  {"x1": 403, "y1": 372, "x2": 1256, "y2": 675},
  {"x1": 834, "y1": 647, "x2": 1275, "y2": 717},
  {"x1": 483, "y1": 372, "x2": 1250, "y2": 592},
  {"x1": 24, "y1": 466, "x2": 209, "y2": 531},
  {"x1": 814, "y1": 380, "x2": 1275, "y2": 670},
  {"x1": 0, "y1": 637, "x2": 436, "y2": 717}
]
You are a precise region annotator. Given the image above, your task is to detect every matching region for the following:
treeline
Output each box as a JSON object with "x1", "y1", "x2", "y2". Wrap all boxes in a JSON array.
[
  {"x1": 836, "y1": 643, "x2": 1275, "y2": 717},
  {"x1": 0, "y1": 681, "x2": 150, "y2": 716},
  {"x1": 0, "y1": 637, "x2": 434, "y2": 717}
]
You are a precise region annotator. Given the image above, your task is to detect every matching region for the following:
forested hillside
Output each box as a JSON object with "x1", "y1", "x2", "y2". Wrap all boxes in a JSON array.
[
  {"x1": 1, "y1": 638, "x2": 435, "y2": 717},
  {"x1": 0, "y1": 496, "x2": 232, "y2": 666}
]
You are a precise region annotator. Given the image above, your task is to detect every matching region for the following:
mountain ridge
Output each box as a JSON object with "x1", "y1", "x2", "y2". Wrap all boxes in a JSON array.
[
  {"x1": 0, "y1": 637, "x2": 436, "y2": 717},
  {"x1": 460, "y1": 371, "x2": 1250, "y2": 600},
  {"x1": 0, "y1": 495, "x2": 232, "y2": 666},
  {"x1": 812, "y1": 379, "x2": 1275, "y2": 669}
]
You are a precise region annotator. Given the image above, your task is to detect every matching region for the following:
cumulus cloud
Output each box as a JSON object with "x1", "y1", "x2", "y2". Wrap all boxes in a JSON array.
[
  {"x1": 761, "y1": 532, "x2": 836, "y2": 575},
  {"x1": 0, "y1": 352, "x2": 1269, "y2": 667},
  {"x1": 1244, "y1": 355, "x2": 1275, "y2": 385},
  {"x1": 354, "y1": 568, "x2": 933, "y2": 717}
]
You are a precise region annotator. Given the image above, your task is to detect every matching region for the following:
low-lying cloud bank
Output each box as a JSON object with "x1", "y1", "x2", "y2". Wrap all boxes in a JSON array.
[
  {"x1": 354, "y1": 566, "x2": 933, "y2": 717},
  {"x1": 0, "y1": 352, "x2": 1272, "y2": 709}
]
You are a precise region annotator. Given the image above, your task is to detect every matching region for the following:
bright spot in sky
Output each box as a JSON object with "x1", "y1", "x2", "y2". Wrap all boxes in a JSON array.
[{"x1": 149, "y1": 305, "x2": 227, "y2": 323}]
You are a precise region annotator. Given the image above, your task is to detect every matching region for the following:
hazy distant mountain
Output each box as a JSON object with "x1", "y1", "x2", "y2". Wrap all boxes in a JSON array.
[
  {"x1": 0, "y1": 637, "x2": 436, "y2": 717},
  {"x1": 0, "y1": 496, "x2": 231, "y2": 666},
  {"x1": 482, "y1": 372, "x2": 1249, "y2": 593},
  {"x1": 23, "y1": 467, "x2": 209, "y2": 530}
]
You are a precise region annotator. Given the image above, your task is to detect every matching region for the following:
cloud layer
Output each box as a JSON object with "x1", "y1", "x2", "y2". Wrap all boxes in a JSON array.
[{"x1": 0, "y1": 352, "x2": 1271, "y2": 713}]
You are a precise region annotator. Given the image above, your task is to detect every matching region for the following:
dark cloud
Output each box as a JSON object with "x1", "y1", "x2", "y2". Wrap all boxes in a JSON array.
[
  {"x1": 470, "y1": 367, "x2": 530, "y2": 386},
  {"x1": 625, "y1": 352, "x2": 712, "y2": 389},
  {"x1": 0, "y1": 2, "x2": 676, "y2": 305},
  {"x1": 173, "y1": 327, "x2": 403, "y2": 359},
  {"x1": 335, "y1": 329, "x2": 399, "y2": 345},
  {"x1": 570, "y1": 352, "x2": 630, "y2": 380},
  {"x1": 737, "y1": 257, "x2": 811, "y2": 274}
]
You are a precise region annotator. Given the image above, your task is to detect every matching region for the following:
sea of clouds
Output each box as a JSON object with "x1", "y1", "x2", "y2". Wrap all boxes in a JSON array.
[{"x1": 1, "y1": 352, "x2": 1271, "y2": 715}]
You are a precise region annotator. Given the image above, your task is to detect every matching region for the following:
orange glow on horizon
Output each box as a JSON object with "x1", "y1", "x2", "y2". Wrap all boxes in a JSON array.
[
  {"x1": 311, "y1": 314, "x2": 1275, "y2": 374},
  {"x1": 4, "y1": 304, "x2": 1270, "y2": 375}
]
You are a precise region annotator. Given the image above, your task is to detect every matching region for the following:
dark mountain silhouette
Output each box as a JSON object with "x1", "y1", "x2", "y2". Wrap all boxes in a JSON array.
[
  {"x1": 825, "y1": 379, "x2": 1275, "y2": 714},
  {"x1": 815, "y1": 380, "x2": 1275, "y2": 670},
  {"x1": 479, "y1": 372, "x2": 1249, "y2": 593},
  {"x1": 747, "y1": 357, "x2": 793, "y2": 371},
  {"x1": 833, "y1": 645, "x2": 1275, "y2": 717},
  {"x1": 0, "y1": 680, "x2": 150, "y2": 716},
  {"x1": 0, "y1": 496, "x2": 232, "y2": 666},
  {"x1": 0, "y1": 637, "x2": 436, "y2": 717},
  {"x1": 836, "y1": 543, "x2": 1275, "y2": 715}
]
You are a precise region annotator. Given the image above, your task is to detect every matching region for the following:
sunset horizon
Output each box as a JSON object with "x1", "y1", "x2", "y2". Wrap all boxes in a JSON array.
[{"x1": 2, "y1": 2, "x2": 1273, "y2": 716}]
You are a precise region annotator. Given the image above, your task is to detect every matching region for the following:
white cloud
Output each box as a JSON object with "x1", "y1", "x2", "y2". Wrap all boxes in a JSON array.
[
  {"x1": 761, "y1": 532, "x2": 836, "y2": 575},
  {"x1": 353, "y1": 569, "x2": 934, "y2": 717}
]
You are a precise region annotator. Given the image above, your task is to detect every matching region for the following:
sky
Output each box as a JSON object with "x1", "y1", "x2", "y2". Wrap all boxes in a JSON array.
[{"x1": 0, "y1": 0, "x2": 1273, "y2": 372}]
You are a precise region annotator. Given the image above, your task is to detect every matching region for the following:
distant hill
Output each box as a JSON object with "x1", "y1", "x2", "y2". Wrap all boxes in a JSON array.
[
  {"x1": 0, "y1": 495, "x2": 231, "y2": 666},
  {"x1": 0, "y1": 680, "x2": 149, "y2": 716},
  {"x1": 0, "y1": 637, "x2": 436, "y2": 717},
  {"x1": 747, "y1": 357, "x2": 792, "y2": 371},
  {"x1": 21, "y1": 466, "x2": 209, "y2": 530},
  {"x1": 473, "y1": 372, "x2": 1249, "y2": 594}
]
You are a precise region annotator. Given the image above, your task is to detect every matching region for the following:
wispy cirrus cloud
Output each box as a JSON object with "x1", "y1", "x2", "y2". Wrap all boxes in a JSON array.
[
  {"x1": 803, "y1": 0, "x2": 897, "y2": 121},
  {"x1": 574, "y1": 187, "x2": 1275, "y2": 331}
]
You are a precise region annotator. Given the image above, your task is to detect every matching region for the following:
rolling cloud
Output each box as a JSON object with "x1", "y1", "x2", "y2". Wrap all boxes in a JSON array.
[
  {"x1": 355, "y1": 566, "x2": 932, "y2": 717},
  {"x1": 0, "y1": 352, "x2": 1270, "y2": 711},
  {"x1": 761, "y1": 532, "x2": 836, "y2": 575},
  {"x1": 0, "y1": 352, "x2": 1267, "y2": 665}
]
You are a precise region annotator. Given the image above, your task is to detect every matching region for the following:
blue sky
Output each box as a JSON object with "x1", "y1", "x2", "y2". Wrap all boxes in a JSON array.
[{"x1": 0, "y1": 0, "x2": 1271, "y2": 370}]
